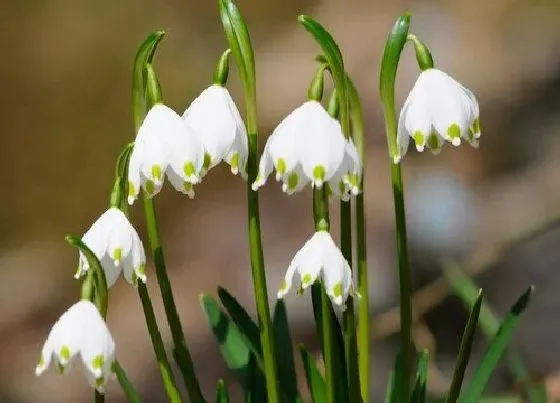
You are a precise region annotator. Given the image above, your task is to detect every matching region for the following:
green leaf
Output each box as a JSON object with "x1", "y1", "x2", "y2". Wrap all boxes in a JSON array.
[
  {"x1": 445, "y1": 262, "x2": 546, "y2": 402},
  {"x1": 112, "y1": 361, "x2": 142, "y2": 403},
  {"x1": 218, "y1": 287, "x2": 262, "y2": 357},
  {"x1": 65, "y1": 235, "x2": 108, "y2": 318},
  {"x1": 446, "y1": 290, "x2": 484, "y2": 403},
  {"x1": 461, "y1": 286, "x2": 535, "y2": 403},
  {"x1": 244, "y1": 353, "x2": 267, "y2": 403},
  {"x1": 200, "y1": 293, "x2": 253, "y2": 385},
  {"x1": 411, "y1": 349, "x2": 429, "y2": 403},
  {"x1": 131, "y1": 31, "x2": 165, "y2": 131},
  {"x1": 299, "y1": 345, "x2": 326, "y2": 403},
  {"x1": 272, "y1": 300, "x2": 299, "y2": 403},
  {"x1": 216, "y1": 379, "x2": 229, "y2": 403},
  {"x1": 385, "y1": 351, "x2": 402, "y2": 403}
]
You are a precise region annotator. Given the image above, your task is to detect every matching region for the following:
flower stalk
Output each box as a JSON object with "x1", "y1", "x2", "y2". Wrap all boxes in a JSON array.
[
  {"x1": 379, "y1": 13, "x2": 414, "y2": 400},
  {"x1": 218, "y1": 1, "x2": 279, "y2": 401},
  {"x1": 347, "y1": 75, "x2": 369, "y2": 402}
]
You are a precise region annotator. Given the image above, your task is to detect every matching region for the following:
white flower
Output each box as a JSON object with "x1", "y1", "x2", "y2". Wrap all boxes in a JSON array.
[
  {"x1": 74, "y1": 208, "x2": 146, "y2": 288},
  {"x1": 128, "y1": 104, "x2": 205, "y2": 204},
  {"x1": 395, "y1": 68, "x2": 481, "y2": 163},
  {"x1": 182, "y1": 85, "x2": 248, "y2": 178},
  {"x1": 35, "y1": 300, "x2": 115, "y2": 393},
  {"x1": 252, "y1": 101, "x2": 361, "y2": 198},
  {"x1": 277, "y1": 231, "x2": 354, "y2": 306}
]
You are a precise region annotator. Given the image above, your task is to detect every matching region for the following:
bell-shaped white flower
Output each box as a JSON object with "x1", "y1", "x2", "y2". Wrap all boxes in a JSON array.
[
  {"x1": 128, "y1": 104, "x2": 205, "y2": 204},
  {"x1": 253, "y1": 101, "x2": 360, "y2": 198},
  {"x1": 277, "y1": 231, "x2": 354, "y2": 306},
  {"x1": 395, "y1": 68, "x2": 481, "y2": 163},
  {"x1": 36, "y1": 300, "x2": 115, "y2": 392},
  {"x1": 182, "y1": 85, "x2": 248, "y2": 178},
  {"x1": 74, "y1": 208, "x2": 146, "y2": 288}
]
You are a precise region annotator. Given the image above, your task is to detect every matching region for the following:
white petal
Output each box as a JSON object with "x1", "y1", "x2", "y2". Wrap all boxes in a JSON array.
[
  {"x1": 135, "y1": 105, "x2": 176, "y2": 186},
  {"x1": 294, "y1": 232, "x2": 327, "y2": 289},
  {"x1": 122, "y1": 230, "x2": 147, "y2": 285},
  {"x1": 78, "y1": 303, "x2": 115, "y2": 392},
  {"x1": 277, "y1": 261, "x2": 298, "y2": 299},
  {"x1": 167, "y1": 121, "x2": 205, "y2": 185},
  {"x1": 281, "y1": 163, "x2": 310, "y2": 195},
  {"x1": 127, "y1": 143, "x2": 142, "y2": 205},
  {"x1": 166, "y1": 168, "x2": 195, "y2": 198},
  {"x1": 396, "y1": 96, "x2": 412, "y2": 161},
  {"x1": 319, "y1": 233, "x2": 352, "y2": 306},
  {"x1": 404, "y1": 82, "x2": 432, "y2": 152},
  {"x1": 252, "y1": 140, "x2": 274, "y2": 191},
  {"x1": 296, "y1": 102, "x2": 346, "y2": 187},
  {"x1": 105, "y1": 208, "x2": 133, "y2": 267},
  {"x1": 182, "y1": 85, "x2": 238, "y2": 169}
]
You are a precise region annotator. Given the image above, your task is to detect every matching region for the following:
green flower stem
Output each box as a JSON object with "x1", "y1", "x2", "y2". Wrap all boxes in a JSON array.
[
  {"x1": 139, "y1": 58, "x2": 205, "y2": 402},
  {"x1": 313, "y1": 187, "x2": 336, "y2": 403},
  {"x1": 347, "y1": 76, "x2": 370, "y2": 402},
  {"x1": 218, "y1": 1, "x2": 279, "y2": 401},
  {"x1": 380, "y1": 13, "x2": 414, "y2": 400},
  {"x1": 137, "y1": 282, "x2": 182, "y2": 403},
  {"x1": 141, "y1": 198, "x2": 203, "y2": 402},
  {"x1": 112, "y1": 361, "x2": 142, "y2": 403}
]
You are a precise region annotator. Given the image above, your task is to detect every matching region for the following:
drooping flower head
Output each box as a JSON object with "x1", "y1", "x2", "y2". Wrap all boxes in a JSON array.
[
  {"x1": 252, "y1": 101, "x2": 362, "y2": 199},
  {"x1": 74, "y1": 208, "x2": 146, "y2": 288},
  {"x1": 277, "y1": 231, "x2": 354, "y2": 306},
  {"x1": 396, "y1": 68, "x2": 480, "y2": 163},
  {"x1": 128, "y1": 104, "x2": 205, "y2": 204},
  {"x1": 182, "y1": 85, "x2": 248, "y2": 178},
  {"x1": 35, "y1": 300, "x2": 115, "y2": 393}
]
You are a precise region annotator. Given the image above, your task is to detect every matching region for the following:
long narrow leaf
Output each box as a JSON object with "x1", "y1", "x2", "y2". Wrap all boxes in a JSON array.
[
  {"x1": 218, "y1": 287, "x2": 262, "y2": 357},
  {"x1": 446, "y1": 290, "x2": 484, "y2": 402},
  {"x1": 273, "y1": 300, "x2": 300, "y2": 402},
  {"x1": 299, "y1": 345, "x2": 326, "y2": 403},
  {"x1": 112, "y1": 361, "x2": 142, "y2": 403},
  {"x1": 411, "y1": 349, "x2": 429, "y2": 403},
  {"x1": 461, "y1": 286, "x2": 534, "y2": 402},
  {"x1": 385, "y1": 352, "x2": 403, "y2": 403}
]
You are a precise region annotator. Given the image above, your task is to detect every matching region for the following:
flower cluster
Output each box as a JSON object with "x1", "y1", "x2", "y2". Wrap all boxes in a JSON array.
[
  {"x1": 36, "y1": 301, "x2": 115, "y2": 392},
  {"x1": 252, "y1": 101, "x2": 361, "y2": 200},
  {"x1": 128, "y1": 85, "x2": 248, "y2": 203},
  {"x1": 395, "y1": 68, "x2": 481, "y2": 163}
]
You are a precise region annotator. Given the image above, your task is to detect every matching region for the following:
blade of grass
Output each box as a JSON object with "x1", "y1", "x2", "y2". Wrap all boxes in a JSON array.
[
  {"x1": 461, "y1": 286, "x2": 534, "y2": 402},
  {"x1": 446, "y1": 290, "x2": 484, "y2": 403},
  {"x1": 411, "y1": 349, "x2": 429, "y2": 403}
]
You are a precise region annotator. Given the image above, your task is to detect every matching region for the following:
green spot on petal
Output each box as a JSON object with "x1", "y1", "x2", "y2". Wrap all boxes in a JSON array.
[
  {"x1": 96, "y1": 377, "x2": 104, "y2": 388},
  {"x1": 287, "y1": 172, "x2": 298, "y2": 190},
  {"x1": 92, "y1": 354, "x2": 105, "y2": 370},
  {"x1": 302, "y1": 273, "x2": 312, "y2": 286},
  {"x1": 447, "y1": 123, "x2": 461, "y2": 139},
  {"x1": 37, "y1": 355, "x2": 45, "y2": 367},
  {"x1": 55, "y1": 362, "x2": 65, "y2": 374},
  {"x1": 113, "y1": 248, "x2": 122, "y2": 263},
  {"x1": 137, "y1": 263, "x2": 146, "y2": 276},
  {"x1": 276, "y1": 158, "x2": 286, "y2": 175},
  {"x1": 412, "y1": 130, "x2": 425, "y2": 146},
  {"x1": 151, "y1": 165, "x2": 162, "y2": 181},
  {"x1": 279, "y1": 279, "x2": 287, "y2": 292},
  {"x1": 183, "y1": 162, "x2": 196, "y2": 177},
  {"x1": 332, "y1": 282, "x2": 343, "y2": 298},
  {"x1": 183, "y1": 182, "x2": 193, "y2": 192},
  {"x1": 145, "y1": 180, "x2": 155, "y2": 195},
  {"x1": 349, "y1": 174, "x2": 358, "y2": 187},
  {"x1": 60, "y1": 345, "x2": 71, "y2": 361},
  {"x1": 203, "y1": 153, "x2": 212, "y2": 170},
  {"x1": 473, "y1": 118, "x2": 481, "y2": 134},
  {"x1": 128, "y1": 181, "x2": 135, "y2": 197},
  {"x1": 230, "y1": 153, "x2": 239, "y2": 170},
  {"x1": 313, "y1": 165, "x2": 325, "y2": 181}
]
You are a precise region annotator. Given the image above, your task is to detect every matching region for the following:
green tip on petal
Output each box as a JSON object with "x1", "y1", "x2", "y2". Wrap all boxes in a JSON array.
[
  {"x1": 313, "y1": 165, "x2": 325, "y2": 181},
  {"x1": 276, "y1": 158, "x2": 287, "y2": 175},
  {"x1": 279, "y1": 279, "x2": 287, "y2": 292},
  {"x1": 287, "y1": 172, "x2": 299, "y2": 191},
  {"x1": 473, "y1": 117, "x2": 481, "y2": 134},
  {"x1": 92, "y1": 354, "x2": 105, "y2": 370},
  {"x1": 37, "y1": 355, "x2": 45, "y2": 368},
  {"x1": 137, "y1": 263, "x2": 146, "y2": 276},
  {"x1": 151, "y1": 164, "x2": 162, "y2": 181},
  {"x1": 230, "y1": 152, "x2": 239, "y2": 170},
  {"x1": 113, "y1": 248, "x2": 122, "y2": 263},
  {"x1": 332, "y1": 282, "x2": 343, "y2": 298},
  {"x1": 203, "y1": 153, "x2": 212, "y2": 170},
  {"x1": 302, "y1": 273, "x2": 313, "y2": 286},
  {"x1": 184, "y1": 161, "x2": 196, "y2": 177},
  {"x1": 447, "y1": 123, "x2": 461, "y2": 145},
  {"x1": 427, "y1": 132, "x2": 440, "y2": 149},
  {"x1": 60, "y1": 345, "x2": 71, "y2": 361},
  {"x1": 128, "y1": 181, "x2": 136, "y2": 197},
  {"x1": 413, "y1": 130, "x2": 425, "y2": 147}
]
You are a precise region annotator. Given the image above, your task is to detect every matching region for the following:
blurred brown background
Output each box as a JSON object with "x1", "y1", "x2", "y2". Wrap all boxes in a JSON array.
[{"x1": 4, "y1": 0, "x2": 560, "y2": 401}]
